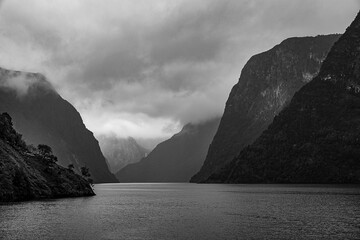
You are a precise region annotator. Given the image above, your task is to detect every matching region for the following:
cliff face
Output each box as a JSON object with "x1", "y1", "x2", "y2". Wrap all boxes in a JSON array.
[
  {"x1": 116, "y1": 118, "x2": 220, "y2": 182},
  {"x1": 207, "y1": 12, "x2": 360, "y2": 183},
  {"x1": 0, "y1": 113, "x2": 95, "y2": 202},
  {"x1": 191, "y1": 34, "x2": 340, "y2": 183},
  {"x1": 98, "y1": 136, "x2": 149, "y2": 173},
  {"x1": 0, "y1": 68, "x2": 117, "y2": 183}
]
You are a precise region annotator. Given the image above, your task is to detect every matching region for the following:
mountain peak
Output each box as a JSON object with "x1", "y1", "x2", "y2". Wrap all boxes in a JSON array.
[
  {"x1": 317, "y1": 12, "x2": 360, "y2": 91},
  {"x1": 116, "y1": 118, "x2": 220, "y2": 182},
  {"x1": 98, "y1": 135, "x2": 149, "y2": 174}
]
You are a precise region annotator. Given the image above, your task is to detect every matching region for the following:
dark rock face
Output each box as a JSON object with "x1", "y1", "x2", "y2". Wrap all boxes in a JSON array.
[
  {"x1": 0, "y1": 68, "x2": 117, "y2": 183},
  {"x1": 0, "y1": 113, "x2": 95, "y2": 202},
  {"x1": 207, "y1": 12, "x2": 360, "y2": 183},
  {"x1": 191, "y1": 34, "x2": 340, "y2": 183},
  {"x1": 116, "y1": 118, "x2": 220, "y2": 182},
  {"x1": 98, "y1": 136, "x2": 149, "y2": 173}
]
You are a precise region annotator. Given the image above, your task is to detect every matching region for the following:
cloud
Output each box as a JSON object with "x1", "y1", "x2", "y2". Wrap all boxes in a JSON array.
[
  {"x1": 0, "y1": 0, "x2": 358, "y2": 139},
  {"x1": 0, "y1": 72, "x2": 34, "y2": 96},
  {"x1": 0, "y1": 69, "x2": 53, "y2": 97}
]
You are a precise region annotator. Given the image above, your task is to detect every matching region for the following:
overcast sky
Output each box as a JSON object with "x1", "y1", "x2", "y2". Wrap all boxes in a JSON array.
[{"x1": 0, "y1": 0, "x2": 358, "y2": 141}]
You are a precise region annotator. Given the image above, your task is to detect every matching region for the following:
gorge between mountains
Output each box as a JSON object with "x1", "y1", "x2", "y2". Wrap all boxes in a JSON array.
[
  {"x1": 1, "y1": 12, "x2": 360, "y2": 194},
  {"x1": 0, "y1": 2, "x2": 360, "y2": 239},
  {"x1": 1, "y1": 33, "x2": 345, "y2": 186}
]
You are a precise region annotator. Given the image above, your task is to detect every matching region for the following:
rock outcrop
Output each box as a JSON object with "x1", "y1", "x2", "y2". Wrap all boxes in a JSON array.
[
  {"x1": 207, "y1": 12, "x2": 360, "y2": 183},
  {"x1": 191, "y1": 34, "x2": 340, "y2": 183},
  {"x1": 0, "y1": 113, "x2": 95, "y2": 202}
]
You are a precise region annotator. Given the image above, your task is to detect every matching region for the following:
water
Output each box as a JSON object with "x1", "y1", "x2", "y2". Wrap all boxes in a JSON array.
[{"x1": 0, "y1": 184, "x2": 359, "y2": 240}]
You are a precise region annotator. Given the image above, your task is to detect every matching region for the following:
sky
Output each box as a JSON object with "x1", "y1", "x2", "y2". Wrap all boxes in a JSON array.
[{"x1": 0, "y1": 0, "x2": 359, "y2": 143}]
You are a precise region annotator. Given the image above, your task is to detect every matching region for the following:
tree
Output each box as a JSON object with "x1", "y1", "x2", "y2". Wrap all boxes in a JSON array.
[
  {"x1": 87, "y1": 178, "x2": 94, "y2": 186},
  {"x1": 50, "y1": 155, "x2": 58, "y2": 163},
  {"x1": 2, "y1": 112, "x2": 12, "y2": 126},
  {"x1": 68, "y1": 164, "x2": 74, "y2": 171},
  {"x1": 27, "y1": 144, "x2": 37, "y2": 153},
  {"x1": 37, "y1": 144, "x2": 52, "y2": 157},
  {"x1": 0, "y1": 113, "x2": 27, "y2": 150},
  {"x1": 37, "y1": 144, "x2": 57, "y2": 163},
  {"x1": 81, "y1": 166, "x2": 93, "y2": 186},
  {"x1": 81, "y1": 166, "x2": 91, "y2": 178}
]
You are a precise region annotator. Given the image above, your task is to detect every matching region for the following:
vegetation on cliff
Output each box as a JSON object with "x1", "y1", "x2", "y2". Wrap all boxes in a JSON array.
[
  {"x1": 0, "y1": 112, "x2": 95, "y2": 202},
  {"x1": 0, "y1": 67, "x2": 117, "y2": 183}
]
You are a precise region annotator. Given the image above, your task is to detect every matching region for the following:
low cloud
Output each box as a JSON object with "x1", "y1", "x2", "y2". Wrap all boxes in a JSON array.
[
  {"x1": 0, "y1": 0, "x2": 358, "y2": 139},
  {"x1": 0, "y1": 71, "x2": 41, "y2": 97}
]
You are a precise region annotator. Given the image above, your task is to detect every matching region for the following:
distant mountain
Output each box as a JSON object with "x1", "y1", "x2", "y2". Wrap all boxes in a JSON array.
[
  {"x1": 207, "y1": 12, "x2": 360, "y2": 183},
  {"x1": 98, "y1": 135, "x2": 149, "y2": 173},
  {"x1": 136, "y1": 137, "x2": 167, "y2": 151},
  {"x1": 0, "y1": 113, "x2": 95, "y2": 202},
  {"x1": 116, "y1": 118, "x2": 220, "y2": 182},
  {"x1": 191, "y1": 34, "x2": 340, "y2": 183},
  {"x1": 0, "y1": 67, "x2": 117, "y2": 183}
]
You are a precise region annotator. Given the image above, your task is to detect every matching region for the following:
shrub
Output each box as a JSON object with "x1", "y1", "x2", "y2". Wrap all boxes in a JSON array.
[
  {"x1": 67, "y1": 164, "x2": 74, "y2": 171},
  {"x1": 37, "y1": 144, "x2": 58, "y2": 163}
]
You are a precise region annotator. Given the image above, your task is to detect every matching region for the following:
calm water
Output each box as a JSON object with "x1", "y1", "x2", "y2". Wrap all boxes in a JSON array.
[{"x1": 0, "y1": 184, "x2": 360, "y2": 240}]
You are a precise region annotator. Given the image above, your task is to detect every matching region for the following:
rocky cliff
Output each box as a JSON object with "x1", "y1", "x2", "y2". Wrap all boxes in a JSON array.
[
  {"x1": 191, "y1": 34, "x2": 340, "y2": 183},
  {"x1": 116, "y1": 118, "x2": 220, "y2": 182},
  {"x1": 0, "y1": 113, "x2": 95, "y2": 202},
  {"x1": 98, "y1": 136, "x2": 149, "y2": 173},
  {"x1": 207, "y1": 12, "x2": 360, "y2": 183},
  {"x1": 0, "y1": 68, "x2": 117, "y2": 183}
]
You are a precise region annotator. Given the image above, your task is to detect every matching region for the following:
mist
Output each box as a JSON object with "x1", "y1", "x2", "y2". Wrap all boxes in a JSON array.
[{"x1": 0, "y1": 0, "x2": 358, "y2": 139}]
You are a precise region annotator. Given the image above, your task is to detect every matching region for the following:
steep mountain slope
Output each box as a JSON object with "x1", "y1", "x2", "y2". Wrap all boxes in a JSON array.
[
  {"x1": 191, "y1": 34, "x2": 340, "y2": 183},
  {"x1": 207, "y1": 12, "x2": 360, "y2": 183},
  {"x1": 0, "y1": 68, "x2": 117, "y2": 183},
  {"x1": 116, "y1": 118, "x2": 220, "y2": 182},
  {"x1": 98, "y1": 136, "x2": 149, "y2": 173},
  {"x1": 0, "y1": 113, "x2": 95, "y2": 202}
]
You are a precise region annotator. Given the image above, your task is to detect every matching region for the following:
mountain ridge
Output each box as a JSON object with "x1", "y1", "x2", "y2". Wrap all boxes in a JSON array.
[
  {"x1": 98, "y1": 135, "x2": 149, "y2": 173},
  {"x1": 206, "y1": 11, "x2": 360, "y2": 183},
  {"x1": 116, "y1": 118, "x2": 220, "y2": 182},
  {"x1": 0, "y1": 67, "x2": 117, "y2": 183},
  {"x1": 191, "y1": 34, "x2": 340, "y2": 183}
]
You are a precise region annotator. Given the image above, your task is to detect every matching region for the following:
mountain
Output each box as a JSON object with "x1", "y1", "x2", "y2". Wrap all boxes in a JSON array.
[
  {"x1": 98, "y1": 135, "x2": 149, "y2": 173},
  {"x1": 0, "y1": 113, "x2": 95, "y2": 202},
  {"x1": 136, "y1": 137, "x2": 167, "y2": 151},
  {"x1": 116, "y1": 118, "x2": 220, "y2": 182},
  {"x1": 191, "y1": 34, "x2": 340, "y2": 183},
  {"x1": 0, "y1": 68, "x2": 117, "y2": 183},
  {"x1": 206, "y1": 12, "x2": 360, "y2": 183}
]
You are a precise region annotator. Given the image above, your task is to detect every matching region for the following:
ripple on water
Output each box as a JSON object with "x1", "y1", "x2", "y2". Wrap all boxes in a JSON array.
[{"x1": 0, "y1": 184, "x2": 359, "y2": 240}]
